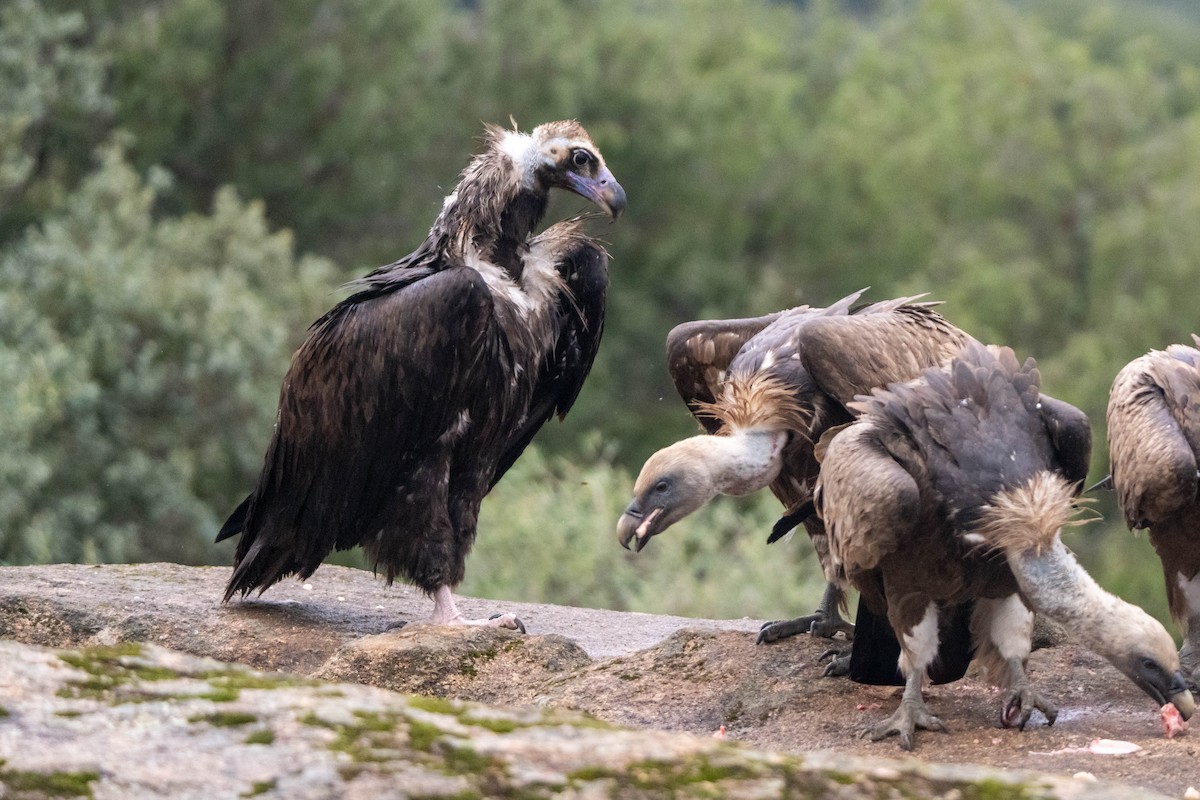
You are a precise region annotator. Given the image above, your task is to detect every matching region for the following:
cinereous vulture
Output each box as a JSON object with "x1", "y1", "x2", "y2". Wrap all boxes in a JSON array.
[{"x1": 218, "y1": 121, "x2": 625, "y2": 630}]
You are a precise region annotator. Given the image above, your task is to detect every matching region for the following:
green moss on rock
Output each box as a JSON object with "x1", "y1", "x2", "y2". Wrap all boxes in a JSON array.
[
  {"x1": 189, "y1": 711, "x2": 257, "y2": 727},
  {"x1": 244, "y1": 730, "x2": 275, "y2": 745},
  {"x1": 242, "y1": 779, "x2": 276, "y2": 797},
  {"x1": 0, "y1": 761, "x2": 100, "y2": 798}
]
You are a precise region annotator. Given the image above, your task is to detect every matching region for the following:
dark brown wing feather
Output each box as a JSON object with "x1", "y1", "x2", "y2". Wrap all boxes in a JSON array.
[
  {"x1": 666, "y1": 312, "x2": 785, "y2": 433},
  {"x1": 1037, "y1": 394, "x2": 1092, "y2": 489},
  {"x1": 1107, "y1": 346, "x2": 1200, "y2": 529},
  {"x1": 795, "y1": 302, "x2": 971, "y2": 406}
]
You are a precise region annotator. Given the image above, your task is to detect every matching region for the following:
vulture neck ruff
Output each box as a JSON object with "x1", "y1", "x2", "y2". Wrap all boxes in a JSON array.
[{"x1": 695, "y1": 374, "x2": 810, "y2": 435}]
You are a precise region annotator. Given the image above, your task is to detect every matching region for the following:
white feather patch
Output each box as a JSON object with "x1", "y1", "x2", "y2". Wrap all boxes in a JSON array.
[
  {"x1": 499, "y1": 131, "x2": 538, "y2": 186},
  {"x1": 899, "y1": 602, "x2": 940, "y2": 677},
  {"x1": 1178, "y1": 572, "x2": 1200, "y2": 616},
  {"x1": 982, "y1": 594, "x2": 1033, "y2": 662},
  {"x1": 462, "y1": 243, "x2": 565, "y2": 317}
]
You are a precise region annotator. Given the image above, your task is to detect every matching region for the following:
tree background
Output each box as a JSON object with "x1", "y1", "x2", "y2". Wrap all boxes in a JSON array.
[{"x1": 3, "y1": 0, "x2": 1198, "y2": 627}]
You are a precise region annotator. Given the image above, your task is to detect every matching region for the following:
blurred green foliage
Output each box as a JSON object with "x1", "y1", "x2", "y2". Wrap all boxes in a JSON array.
[{"x1": 2, "y1": 0, "x2": 1198, "y2": 626}]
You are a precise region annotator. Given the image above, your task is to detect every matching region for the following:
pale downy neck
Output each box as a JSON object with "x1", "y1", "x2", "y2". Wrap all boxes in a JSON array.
[
  {"x1": 707, "y1": 429, "x2": 790, "y2": 497},
  {"x1": 1005, "y1": 535, "x2": 1142, "y2": 658}
]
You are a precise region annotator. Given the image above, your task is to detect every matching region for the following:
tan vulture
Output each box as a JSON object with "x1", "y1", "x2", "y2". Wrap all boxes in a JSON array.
[
  {"x1": 616, "y1": 290, "x2": 970, "y2": 645},
  {"x1": 217, "y1": 121, "x2": 625, "y2": 631},
  {"x1": 818, "y1": 342, "x2": 1193, "y2": 750},
  {"x1": 1105, "y1": 335, "x2": 1200, "y2": 688}
]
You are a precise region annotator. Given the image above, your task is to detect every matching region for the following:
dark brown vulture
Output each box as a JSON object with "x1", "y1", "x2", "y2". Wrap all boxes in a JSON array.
[
  {"x1": 217, "y1": 121, "x2": 626, "y2": 630},
  {"x1": 817, "y1": 342, "x2": 1193, "y2": 750},
  {"x1": 616, "y1": 290, "x2": 970, "y2": 644},
  {"x1": 1105, "y1": 335, "x2": 1200, "y2": 688}
]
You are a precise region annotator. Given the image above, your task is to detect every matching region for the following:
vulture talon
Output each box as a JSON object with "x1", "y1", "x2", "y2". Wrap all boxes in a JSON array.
[
  {"x1": 758, "y1": 584, "x2": 855, "y2": 644},
  {"x1": 1000, "y1": 688, "x2": 1057, "y2": 730},
  {"x1": 819, "y1": 650, "x2": 851, "y2": 677},
  {"x1": 486, "y1": 612, "x2": 527, "y2": 634},
  {"x1": 809, "y1": 615, "x2": 855, "y2": 641},
  {"x1": 757, "y1": 615, "x2": 819, "y2": 644},
  {"x1": 867, "y1": 697, "x2": 947, "y2": 750}
]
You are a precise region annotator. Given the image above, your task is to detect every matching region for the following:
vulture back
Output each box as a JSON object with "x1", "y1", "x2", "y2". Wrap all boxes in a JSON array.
[{"x1": 1107, "y1": 337, "x2": 1200, "y2": 530}]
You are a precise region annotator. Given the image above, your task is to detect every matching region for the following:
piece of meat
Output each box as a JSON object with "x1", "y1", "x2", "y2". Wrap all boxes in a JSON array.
[{"x1": 1161, "y1": 703, "x2": 1188, "y2": 739}]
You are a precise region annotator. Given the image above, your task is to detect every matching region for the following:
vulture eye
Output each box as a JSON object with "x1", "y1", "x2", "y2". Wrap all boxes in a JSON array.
[
  {"x1": 654, "y1": 479, "x2": 670, "y2": 494},
  {"x1": 1142, "y1": 657, "x2": 1158, "y2": 672},
  {"x1": 571, "y1": 149, "x2": 593, "y2": 168}
]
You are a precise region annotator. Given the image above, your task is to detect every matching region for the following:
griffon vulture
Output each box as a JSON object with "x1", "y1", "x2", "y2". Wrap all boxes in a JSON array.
[
  {"x1": 818, "y1": 342, "x2": 1193, "y2": 750},
  {"x1": 217, "y1": 121, "x2": 626, "y2": 630},
  {"x1": 1105, "y1": 335, "x2": 1200, "y2": 687},
  {"x1": 616, "y1": 291, "x2": 970, "y2": 644}
]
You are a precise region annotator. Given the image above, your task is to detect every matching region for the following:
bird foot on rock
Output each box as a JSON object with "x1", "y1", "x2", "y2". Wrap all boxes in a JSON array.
[
  {"x1": 757, "y1": 615, "x2": 817, "y2": 644},
  {"x1": 757, "y1": 612, "x2": 854, "y2": 645},
  {"x1": 481, "y1": 612, "x2": 527, "y2": 633},
  {"x1": 818, "y1": 647, "x2": 850, "y2": 677},
  {"x1": 865, "y1": 698, "x2": 947, "y2": 751},
  {"x1": 400, "y1": 613, "x2": 527, "y2": 633},
  {"x1": 1000, "y1": 686, "x2": 1057, "y2": 730}
]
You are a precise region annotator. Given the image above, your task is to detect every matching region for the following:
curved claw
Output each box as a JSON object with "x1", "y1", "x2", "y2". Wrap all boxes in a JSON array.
[
  {"x1": 819, "y1": 649, "x2": 850, "y2": 677},
  {"x1": 1000, "y1": 689, "x2": 1057, "y2": 730},
  {"x1": 810, "y1": 616, "x2": 855, "y2": 641},
  {"x1": 757, "y1": 615, "x2": 819, "y2": 644},
  {"x1": 488, "y1": 612, "x2": 527, "y2": 634}
]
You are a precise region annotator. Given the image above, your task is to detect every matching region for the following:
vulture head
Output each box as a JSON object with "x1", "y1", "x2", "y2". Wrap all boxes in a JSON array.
[
  {"x1": 1103, "y1": 611, "x2": 1196, "y2": 718},
  {"x1": 617, "y1": 429, "x2": 790, "y2": 552},
  {"x1": 493, "y1": 120, "x2": 626, "y2": 219},
  {"x1": 975, "y1": 472, "x2": 1196, "y2": 721},
  {"x1": 618, "y1": 375, "x2": 806, "y2": 551}
]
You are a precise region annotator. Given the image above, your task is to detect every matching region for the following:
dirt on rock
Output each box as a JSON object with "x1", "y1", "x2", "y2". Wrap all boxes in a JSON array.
[{"x1": 2, "y1": 563, "x2": 1197, "y2": 797}]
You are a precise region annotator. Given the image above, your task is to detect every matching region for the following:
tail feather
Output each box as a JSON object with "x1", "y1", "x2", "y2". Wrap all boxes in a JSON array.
[{"x1": 216, "y1": 494, "x2": 252, "y2": 543}]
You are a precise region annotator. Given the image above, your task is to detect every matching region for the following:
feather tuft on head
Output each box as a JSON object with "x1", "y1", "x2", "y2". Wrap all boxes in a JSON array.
[
  {"x1": 693, "y1": 374, "x2": 811, "y2": 434},
  {"x1": 971, "y1": 472, "x2": 1095, "y2": 556}
]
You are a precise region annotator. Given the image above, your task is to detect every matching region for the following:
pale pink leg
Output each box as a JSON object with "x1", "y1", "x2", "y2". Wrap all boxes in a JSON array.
[{"x1": 425, "y1": 585, "x2": 526, "y2": 632}]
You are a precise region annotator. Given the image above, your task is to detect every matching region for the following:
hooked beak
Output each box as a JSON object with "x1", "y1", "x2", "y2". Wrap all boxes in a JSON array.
[
  {"x1": 1169, "y1": 672, "x2": 1196, "y2": 720},
  {"x1": 1132, "y1": 665, "x2": 1196, "y2": 720},
  {"x1": 566, "y1": 166, "x2": 627, "y2": 220},
  {"x1": 617, "y1": 506, "x2": 663, "y2": 552}
]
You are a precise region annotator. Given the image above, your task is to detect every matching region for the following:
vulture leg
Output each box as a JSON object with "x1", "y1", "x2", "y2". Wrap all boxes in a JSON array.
[
  {"x1": 423, "y1": 585, "x2": 526, "y2": 633},
  {"x1": 974, "y1": 596, "x2": 1056, "y2": 730},
  {"x1": 866, "y1": 601, "x2": 947, "y2": 750},
  {"x1": 1180, "y1": 606, "x2": 1200, "y2": 691},
  {"x1": 757, "y1": 582, "x2": 854, "y2": 644}
]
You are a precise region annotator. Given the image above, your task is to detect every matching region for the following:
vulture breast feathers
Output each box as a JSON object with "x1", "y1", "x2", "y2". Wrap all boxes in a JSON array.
[{"x1": 218, "y1": 121, "x2": 625, "y2": 626}]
